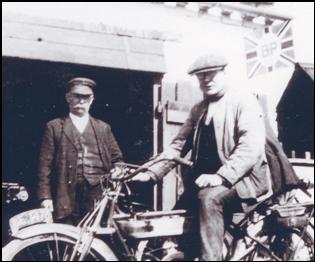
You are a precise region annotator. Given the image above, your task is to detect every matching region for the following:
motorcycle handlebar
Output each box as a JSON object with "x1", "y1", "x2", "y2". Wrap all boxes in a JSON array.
[
  {"x1": 112, "y1": 156, "x2": 193, "y2": 182},
  {"x1": 295, "y1": 179, "x2": 314, "y2": 190},
  {"x1": 172, "y1": 156, "x2": 194, "y2": 168}
]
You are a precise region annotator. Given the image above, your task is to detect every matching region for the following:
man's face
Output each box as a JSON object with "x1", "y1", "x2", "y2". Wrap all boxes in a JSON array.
[
  {"x1": 66, "y1": 85, "x2": 94, "y2": 117},
  {"x1": 196, "y1": 69, "x2": 227, "y2": 98}
]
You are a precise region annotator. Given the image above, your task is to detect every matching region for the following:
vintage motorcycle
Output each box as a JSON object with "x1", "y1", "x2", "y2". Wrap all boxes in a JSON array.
[
  {"x1": 2, "y1": 182, "x2": 29, "y2": 204},
  {"x1": 2, "y1": 182, "x2": 30, "y2": 245},
  {"x1": 2, "y1": 157, "x2": 314, "y2": 261}
]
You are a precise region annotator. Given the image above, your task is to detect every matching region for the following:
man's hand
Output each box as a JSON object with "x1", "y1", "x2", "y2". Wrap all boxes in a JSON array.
[
  {"x1": 195, "y1": 174, "x2": 223, "y2": 188},
  {"x1": 110, "y1": 166, "x2": 124, "y2": 180},
  {"x1": 131, "y1": 172, "x2": 152, "y2": 182},
  {"x1": 41, "y1": 199, "x2": 54, "y2": 212}
]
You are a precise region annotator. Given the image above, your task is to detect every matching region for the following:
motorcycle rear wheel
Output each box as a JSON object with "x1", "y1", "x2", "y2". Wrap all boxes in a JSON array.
[{"x1": 245, "y1": 226, "x2": 314, "y2": 261}]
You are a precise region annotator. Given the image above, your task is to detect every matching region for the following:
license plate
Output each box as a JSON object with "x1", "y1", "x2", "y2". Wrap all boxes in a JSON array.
[{"x1": 9, "y1": 208, "x2": 53, "y2": 236}]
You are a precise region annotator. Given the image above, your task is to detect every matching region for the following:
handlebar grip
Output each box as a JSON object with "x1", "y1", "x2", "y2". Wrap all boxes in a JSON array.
[
  {"x1": 296, "y1": 179, "x2": 314, "y2": 190},
  {"x1": 172, "y1": 157, "x2": 193, "y2": 167},
  {"x1": 304, "y1": 181, "x2": 314, "y2": 189}
]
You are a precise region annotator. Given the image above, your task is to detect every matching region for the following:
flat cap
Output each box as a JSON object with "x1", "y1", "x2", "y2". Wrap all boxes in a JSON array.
[
  {"x1": 188, "y1": 54, "x2": 228, "y2": 75},
  {"x1": 67, "y1": 77, "x2": 96, "y2": 91}
]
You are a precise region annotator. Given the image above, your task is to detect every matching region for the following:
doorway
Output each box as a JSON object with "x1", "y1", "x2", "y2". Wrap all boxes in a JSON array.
[{"x1": 2, "y1": 57, "x2": 159, "y2": 243}]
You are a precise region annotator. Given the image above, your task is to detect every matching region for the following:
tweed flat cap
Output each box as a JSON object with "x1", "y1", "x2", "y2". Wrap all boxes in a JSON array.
[
  {"x1": 188, "y1": 54, "x2": 228, "y2": 75},
  {"x1": 67, "y1": 77, "x2": 96, "y2": 93}
]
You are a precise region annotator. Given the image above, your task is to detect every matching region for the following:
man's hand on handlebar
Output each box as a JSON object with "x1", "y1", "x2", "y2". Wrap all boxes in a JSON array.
[
  {"x1": 113, "y1": 154, "x2": 193, "y2": 183},
  {"x1": 110, "y1": 166, "x2": 124, "y2": 180}
]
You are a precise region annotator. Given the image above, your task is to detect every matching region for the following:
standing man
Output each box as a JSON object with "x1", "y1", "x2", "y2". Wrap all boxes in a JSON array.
[
  {"x1": 37, "y1": 77, "x2": 124, "y2": 223},
  {"x1": 137, "y1": 54, "x2": 272, "y2": 260}
]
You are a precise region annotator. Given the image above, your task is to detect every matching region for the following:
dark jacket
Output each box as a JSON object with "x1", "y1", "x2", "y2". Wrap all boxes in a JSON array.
[
  {"x1": 37, "y1": 116, "x2": 123, "y2": 219},
  {"x1": 258, "y1": 94, "x2": 300, "y2": 194}
]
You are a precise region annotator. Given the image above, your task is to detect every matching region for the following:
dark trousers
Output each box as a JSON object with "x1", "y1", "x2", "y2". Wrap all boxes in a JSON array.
[
  {"x1": 57, "y1": 178, "x2": 103, "y2": 225},
  {"x1": 176, "y1": 185, "x2": 242, "y2": 261},
  {"x1": 198, "y1": 186, "x2": 242, "y2": 261}
]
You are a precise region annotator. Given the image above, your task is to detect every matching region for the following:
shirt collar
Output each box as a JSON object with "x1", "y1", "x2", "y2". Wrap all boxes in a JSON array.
[{"x1": 69, "y1": 113, "x2": 90, "y2": 123}]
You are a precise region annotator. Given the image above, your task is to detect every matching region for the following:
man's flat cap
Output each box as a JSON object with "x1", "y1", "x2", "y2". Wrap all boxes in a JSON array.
[
  {"x1": 67, "y1": 77, "x2": 96, "y2": 90},
  {"x1": 188, "y1": 54, "x2": 228, "y2": 75}
]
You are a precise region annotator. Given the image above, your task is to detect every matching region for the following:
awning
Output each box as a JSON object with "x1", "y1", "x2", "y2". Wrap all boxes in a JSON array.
[{"x1": 2, "y1": 12, "x2": 166, "y2": 73}]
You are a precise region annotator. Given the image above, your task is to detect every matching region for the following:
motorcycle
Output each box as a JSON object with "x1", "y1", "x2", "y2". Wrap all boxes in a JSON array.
[
  {"x1": 2, "y1": 182, "x2": 29, "y2": 204},
  {"x1": 2, "y1": 157, "x2": 314, "y2": 261},
  {"x1": 2, "y1": 182, "x2": 29, "y2": 246}
]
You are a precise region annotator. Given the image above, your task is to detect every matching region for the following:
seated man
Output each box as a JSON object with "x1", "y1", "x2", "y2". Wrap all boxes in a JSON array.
[{"x1": 135, "y1": 54, "x2": 272, "y2": 261}]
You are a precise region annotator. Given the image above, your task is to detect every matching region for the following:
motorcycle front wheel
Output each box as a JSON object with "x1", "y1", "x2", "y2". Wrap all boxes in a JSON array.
[{"x1": 3, "y1": 233, "x2": 114, "y2": 261}]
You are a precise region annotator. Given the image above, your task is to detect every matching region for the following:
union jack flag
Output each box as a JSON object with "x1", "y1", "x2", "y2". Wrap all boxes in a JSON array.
[{"x1": 245, "y1": 20, "x2": 295, "y2": 78}]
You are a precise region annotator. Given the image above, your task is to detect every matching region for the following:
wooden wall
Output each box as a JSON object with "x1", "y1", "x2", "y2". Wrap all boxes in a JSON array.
[{"x1": 3, "y1": 12, "x2": 166, "y2": 73}]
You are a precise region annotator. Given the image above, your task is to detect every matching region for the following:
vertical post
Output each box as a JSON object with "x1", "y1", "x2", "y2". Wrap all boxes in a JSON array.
[
  {"x1": 174, "y1": 82, "x2": 178, "y2": 101},
  {"x1": 305, "y1": 151, "x2": 311, "y2": 160},
  {"x1": 153, "y1": 76, "x2": 164, "y2": 210}
]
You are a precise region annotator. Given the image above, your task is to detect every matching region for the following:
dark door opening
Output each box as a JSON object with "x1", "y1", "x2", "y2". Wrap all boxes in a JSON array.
[
  {"x1": 2, "y1": 57, "x2": 159, "y2": 243},
  {"x1": 277, "y1": 63, "x2": 314, "y2": 158}
]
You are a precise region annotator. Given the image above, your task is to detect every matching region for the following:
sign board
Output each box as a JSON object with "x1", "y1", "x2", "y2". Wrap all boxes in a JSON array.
[{"x1": 245, "y1": 20, "x2": 295, "y2": 78}]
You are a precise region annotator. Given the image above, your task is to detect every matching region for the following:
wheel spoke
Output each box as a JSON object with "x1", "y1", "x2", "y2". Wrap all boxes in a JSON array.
[
  {"x1": 89, "y1": 251, "x2": 100, "y2": 261},
  {"x1": 46, "y1": 242, "x2": 54, "y2": 261},
  {"x1": 25, "y1": 247, "x2": 37, "y2": 261},
  {"x1": 62, "y1": 244, "x2": 70, "y2": 261},
  {"x1": 54, "y1": 233, "x2": 60, "y2": 261}
]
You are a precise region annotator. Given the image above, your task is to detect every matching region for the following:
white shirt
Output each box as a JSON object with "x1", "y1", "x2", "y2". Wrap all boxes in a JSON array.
[
  {"x1": 204, "y1": 101, "x2": 220, "y2": 126},
  {"x1": 69, "y1": 113, "x2": 89, "y2": 134}
]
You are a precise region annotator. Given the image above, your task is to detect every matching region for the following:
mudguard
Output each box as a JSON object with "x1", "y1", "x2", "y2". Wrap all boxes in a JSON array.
[{"x1": 2, "y1": 223, "x2": 118, "y2": 261}]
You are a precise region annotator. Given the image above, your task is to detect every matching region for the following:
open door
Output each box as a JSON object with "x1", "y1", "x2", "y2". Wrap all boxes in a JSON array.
[
  {"x1": 277, "y1": 63, "x2": 314, "y2": 158},
  {"x1": 154, "y1": 80, "x2": 202, "y2": 210},
  {"x1": 2, "y1": 57, "x2": 162, "y2": 242}
]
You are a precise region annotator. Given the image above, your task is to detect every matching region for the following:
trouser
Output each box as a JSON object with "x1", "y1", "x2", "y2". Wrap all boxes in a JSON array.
[
  {"x1": 198, "y1": 186, "x2": 242, "y2": 261},
  {"x1": 57, "y1": 178, "x2": 103, "y2": 225},
  {"x1": 175, "y1": 185, "x2": 242, "y2": 261}
]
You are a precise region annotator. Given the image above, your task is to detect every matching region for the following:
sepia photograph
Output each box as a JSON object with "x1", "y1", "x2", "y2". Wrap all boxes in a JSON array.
[{"x1": 2, "y1": 2, "x2": 314, "y2": 261}]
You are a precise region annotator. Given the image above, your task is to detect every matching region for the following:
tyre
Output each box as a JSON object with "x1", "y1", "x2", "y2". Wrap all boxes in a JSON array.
[
  {"x1": 245, "y1": 225, "x2": 314, "y2": 261},
  {"x1": 3, "y1": 232, "x2": 117, "y2": 261}
]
